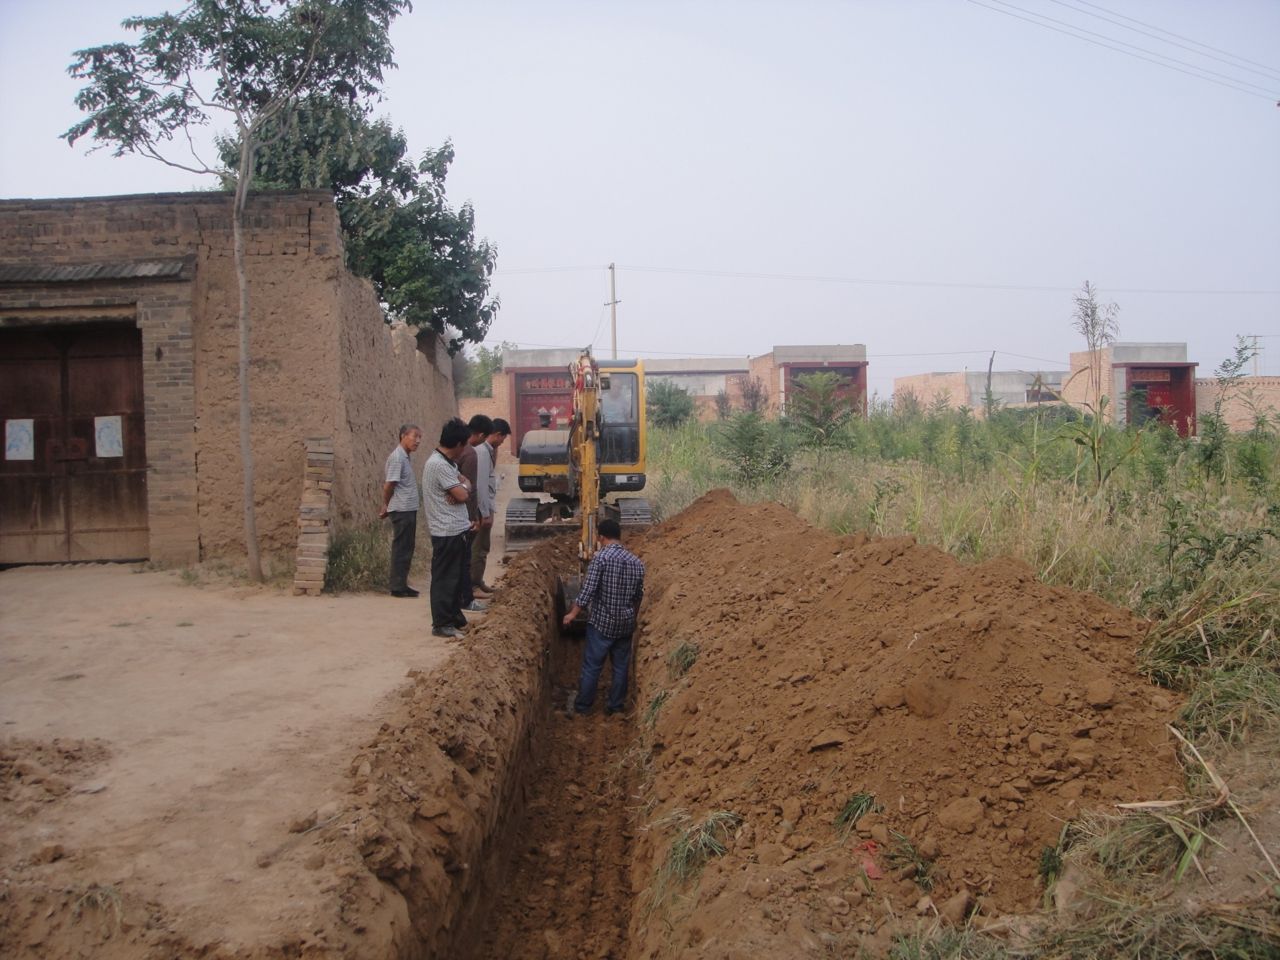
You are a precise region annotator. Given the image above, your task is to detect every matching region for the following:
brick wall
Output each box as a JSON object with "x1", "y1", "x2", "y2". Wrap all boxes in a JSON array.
[
  {"x1": 893, "y1": 372, "x2": 969, "y2": 411},
  {"x1": 1196, "y1": 376, "x2": 1280, "y2": 432},
  {"x1": 0, "y1": 191, "x2": 455, "y2": 567}
]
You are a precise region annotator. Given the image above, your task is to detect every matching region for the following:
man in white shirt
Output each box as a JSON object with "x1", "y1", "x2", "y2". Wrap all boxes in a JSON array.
[
  {"x1": 423, "y1": 418, "x2": 473, "y2": 638},
  {"x1": 379, "y1": 424, "x2": 421, "y2": 598}
]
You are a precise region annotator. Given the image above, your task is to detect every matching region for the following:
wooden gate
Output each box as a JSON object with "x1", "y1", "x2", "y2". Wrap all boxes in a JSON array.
[{"x1": 0, "y1": 324, "x2": 149, "y2": 563}]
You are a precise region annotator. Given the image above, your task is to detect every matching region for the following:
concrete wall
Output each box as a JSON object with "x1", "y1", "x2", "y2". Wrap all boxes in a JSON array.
[
  {"x1": 0, "y1": 191, "x2": 455, "y2": 566},
  {"x1": 1196, "y1": 376, "x2": 1280, "y2": 432}
]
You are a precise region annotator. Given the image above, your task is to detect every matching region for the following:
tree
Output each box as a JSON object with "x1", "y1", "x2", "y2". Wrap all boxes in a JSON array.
[
  {"x1": 224, "y1": 98, "x2": 498, "y2": 351},
  {"x1": 646, "y1": 379, "x2": 696, "y2": 429},
  {"x1": 458, "y1": 341, "x2": 514, "y2": 398},
  {"x1": 65, "y1": 0, "x2": 410, "y2": 580},
  {"x1": 739, "y1": 375, "x2": 769, "y2": 414},
  {"x1": 713, "y1": 389, "x2": 732, "y2": 420},
  {"x1": 788, "y1": 371, "x2": 854, "y2": 446}
]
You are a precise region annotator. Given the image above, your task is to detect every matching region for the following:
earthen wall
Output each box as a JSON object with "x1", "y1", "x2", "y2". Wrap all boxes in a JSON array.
[{"x1": 0, "y1": 192, "x2": 455, "y2": 566}]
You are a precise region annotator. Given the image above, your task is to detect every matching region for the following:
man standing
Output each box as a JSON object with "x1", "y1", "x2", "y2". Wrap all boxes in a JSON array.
[
  {"x1": 456, "y1": 414, "x2": 493, "y2": 609},
  {"x1": 561, "y1": 519, "x2": 646, "y2": 717},
  {"x1": 472, "y1": 417, "x2": 511, "y2": 593},
  {"x1": 379, "y1": 423, "x2": 422, "y2": 598},
  {"x1": 424, "y1": 418, "x2": 473, "y2": 638}
]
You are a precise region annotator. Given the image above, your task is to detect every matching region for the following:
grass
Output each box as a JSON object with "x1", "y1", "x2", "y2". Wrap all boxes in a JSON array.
[
  {"x1": 643, "y1": 690, "x2": 670, "y2": 728},
  {"x1": 650, "y1": 809, "x2": 743, "y2": 910},
  {"x1": 834, "y1": 791, "x2": 881, "y2": 837},
  {"x1": 72, "y1": 883, "x2": 124, "y2": 933},
  {"x1": 886, "y1": 830, "x2": 936, "y2": 892},
  {"x1": 324, "y1": 522, "x2": 391, "y2": 593},
  {"x1": 666, "y1": 641, "x2": 700, "y2": 680}
]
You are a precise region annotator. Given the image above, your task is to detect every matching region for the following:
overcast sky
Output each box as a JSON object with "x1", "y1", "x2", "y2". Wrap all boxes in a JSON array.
[{"x1": 2, "y1": 0, "x2": 1278, "y2": 396}]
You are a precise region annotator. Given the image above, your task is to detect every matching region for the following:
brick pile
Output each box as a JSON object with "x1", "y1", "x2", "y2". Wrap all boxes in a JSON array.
[{"x1": 293, "y1": 437, "x2": 335, "y2": 596}]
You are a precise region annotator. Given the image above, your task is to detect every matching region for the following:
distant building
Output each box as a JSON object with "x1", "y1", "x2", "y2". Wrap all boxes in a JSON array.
[
  {"x1": 748, "y1": 345, "x2": 869, "y2": 417},
  {"x1": 893, "y1": 369, "x2": 1068, "y2": 415},
  {"x1": 1059, "y1": 342, "x2": 1197, "y2": 436},
  {"x1": 644, "y1": 356, "x2": 750, "y2": 421}
]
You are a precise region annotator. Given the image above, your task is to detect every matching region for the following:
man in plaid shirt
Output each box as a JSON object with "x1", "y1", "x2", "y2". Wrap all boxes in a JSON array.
[{"x1": 561, "y1": 518, "x2": 646, "y2": 716}]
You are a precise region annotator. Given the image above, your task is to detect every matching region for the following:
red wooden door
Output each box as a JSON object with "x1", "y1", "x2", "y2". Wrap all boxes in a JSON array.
[{"x1": 0, "y1": 324, "x2": 149, "y2": 563}]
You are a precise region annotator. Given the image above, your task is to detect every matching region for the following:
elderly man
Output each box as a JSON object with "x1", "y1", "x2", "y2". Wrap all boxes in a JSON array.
[
  {"x1": 379, "y1": 423, "x2": 422, "y2": 598},
  {"x1": 423, "y1": 418, "x2": 473, "y2": 638},
  {"x1": 561, "y1": 519, "x2": 646, "y2": 717},
  {"x1": 471, "y1": 417, "x2": 511, "y2": 593}
]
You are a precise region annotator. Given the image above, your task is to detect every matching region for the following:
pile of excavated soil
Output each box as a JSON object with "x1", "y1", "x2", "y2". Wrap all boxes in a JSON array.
[{"x1": 624, "y1": 490, "x2": 1183, "y2": 957}]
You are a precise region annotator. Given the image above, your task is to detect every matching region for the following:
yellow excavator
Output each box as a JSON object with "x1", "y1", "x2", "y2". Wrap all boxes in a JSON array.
[{"x1": 504, "y1": 348, "x2": 651, "y2": 624}]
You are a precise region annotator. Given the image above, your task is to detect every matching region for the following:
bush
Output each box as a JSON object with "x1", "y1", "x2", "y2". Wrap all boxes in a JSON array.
[{"x1": 646, "y1": 379, "x2": 696, "y2": 428}]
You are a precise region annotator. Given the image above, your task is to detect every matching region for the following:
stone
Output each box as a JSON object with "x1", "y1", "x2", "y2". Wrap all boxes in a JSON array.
[
  {"x1": 746, "y1": 877, "x2": 771, "y2": 900},
  {"x1": 807, "y1": 729, "x2": 848, "y2": 751},
  {"x1": 938, "y1": 797, "x2": 983, "y2": 834},
  {"x1": 1085, "y1": 679, "x2": 1116, "y2": 708},
  {"x1": 872, "y1": 685, "x2": 906, "y2": 710},
  {"x1": 940, "y1": 889, "x2": 975, "y2": 925}
]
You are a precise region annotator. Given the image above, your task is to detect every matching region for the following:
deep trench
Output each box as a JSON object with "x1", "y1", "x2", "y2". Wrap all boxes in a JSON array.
[{"x1": 448, "y1": 611, "x2": 641, "y2": 960}]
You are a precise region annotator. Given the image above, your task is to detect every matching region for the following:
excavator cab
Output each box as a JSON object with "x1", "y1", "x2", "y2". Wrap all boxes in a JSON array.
[{"x1": 505, "y1": 351, "x2": 651, "y2": 554}]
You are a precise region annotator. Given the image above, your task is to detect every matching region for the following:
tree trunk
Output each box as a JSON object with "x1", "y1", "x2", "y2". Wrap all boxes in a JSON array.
[{"x1": 234, "y1": 136, "x2": 264, "y2": 581}]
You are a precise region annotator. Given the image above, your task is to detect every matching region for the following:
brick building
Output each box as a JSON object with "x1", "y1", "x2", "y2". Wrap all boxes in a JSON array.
[
  {"x1": 893, "y1": 369, "x2": 1067, "y2": 415},
  {"x1": 1059, "y1": 342, "x2": 1197, "y2": 436},
  {"x1": 748, "y1": 344, "x2": 869, "y2": 417},
  {"x1": 0, "y1": 192, "x2": 455, "y2": 567}
]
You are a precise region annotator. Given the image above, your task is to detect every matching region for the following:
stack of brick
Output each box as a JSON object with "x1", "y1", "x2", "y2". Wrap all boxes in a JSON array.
[{"x1": 293, "y1": 438, "x2": 335, "y2": 596}]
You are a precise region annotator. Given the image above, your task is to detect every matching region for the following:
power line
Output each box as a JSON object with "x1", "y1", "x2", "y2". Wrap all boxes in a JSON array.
[
  {"x1": 967, "y1": 0, "x2": 1279, "y2": 102},
  {"x1": 492, "y1": 263, "x2": 1280, "y2": 297},
  {"x1": 1059, "y1": 0, "x2": 1280, "y2": 80},
  {"x1": 614, "y1": 264, "x2": 1280, "y2": 297}
]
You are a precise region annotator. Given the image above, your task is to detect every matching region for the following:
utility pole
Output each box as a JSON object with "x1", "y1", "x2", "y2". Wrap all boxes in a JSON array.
[{"x1": 606, "y1": 263, "x2": 620, "y2": 359}]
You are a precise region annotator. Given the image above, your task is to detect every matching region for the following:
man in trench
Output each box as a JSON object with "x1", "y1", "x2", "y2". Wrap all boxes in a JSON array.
[{"x1": 561, "y1": 519, "x2": 646, "y2": 717}]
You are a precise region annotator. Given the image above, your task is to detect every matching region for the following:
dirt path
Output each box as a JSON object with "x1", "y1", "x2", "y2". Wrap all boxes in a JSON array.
[
  {"x1": 0, "y1": 563, "x2": 452, "y2": 954},
  {"x1": 466, "y1": 638, "x2": 637, "y2": 960}
]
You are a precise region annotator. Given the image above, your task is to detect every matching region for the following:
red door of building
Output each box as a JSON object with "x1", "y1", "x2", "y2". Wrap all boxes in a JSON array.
[
  {"x1": 1145, "y1": 383, "x2": 1175, "y2": 427},
  {"x1": 0, "y1": 324, "x2": 149, "y2": 563}
]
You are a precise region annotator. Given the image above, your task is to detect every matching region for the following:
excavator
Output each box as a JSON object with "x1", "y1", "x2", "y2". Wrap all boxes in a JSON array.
[{"x1": 503, "y1": 348, "x2": 651, "y2": 626}]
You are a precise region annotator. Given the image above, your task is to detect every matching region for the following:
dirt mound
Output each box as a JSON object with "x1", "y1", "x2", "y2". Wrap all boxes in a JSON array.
[{"x1": 625, "y1": 490, "x2": 1183, "y2": 956}]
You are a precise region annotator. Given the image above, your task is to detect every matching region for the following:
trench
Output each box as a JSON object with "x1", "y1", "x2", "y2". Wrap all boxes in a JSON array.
[{"x1": 444, "y1": 581, "x2": 641, "y2": 960}]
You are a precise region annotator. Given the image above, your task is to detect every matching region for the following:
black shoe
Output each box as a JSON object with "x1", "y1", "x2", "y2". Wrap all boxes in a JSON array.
[
  {"x1": 604, "y1": 707, "x2": 623, "y2": 717},
  {"x1": 431, "y1": 625, "x2": 463, "y2": 639},
  {"x1": 390, "y1": 588, "x2": 419, "y2": 598},
  {"x1": 453, "y1": 617, "x2": 468, "y2": 629}
]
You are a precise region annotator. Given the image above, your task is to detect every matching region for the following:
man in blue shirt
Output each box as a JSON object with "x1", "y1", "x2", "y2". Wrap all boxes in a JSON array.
[{"x1": 561, "y1": 519, "x2": 646, "y2": 716}]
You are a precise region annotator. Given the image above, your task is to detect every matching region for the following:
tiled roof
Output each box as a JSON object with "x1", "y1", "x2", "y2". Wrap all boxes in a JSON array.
[{"x1": 0, "y1": 258, "x2": 191, "y2": 284}]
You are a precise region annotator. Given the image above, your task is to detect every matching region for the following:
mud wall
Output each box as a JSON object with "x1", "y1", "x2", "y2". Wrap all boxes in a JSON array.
[
  {"x1": 0, "y1": 192, "x2": 456, "y2": 564},
  {"x1": 332, "y1": 270, "x2": 456, "y2": 533}
]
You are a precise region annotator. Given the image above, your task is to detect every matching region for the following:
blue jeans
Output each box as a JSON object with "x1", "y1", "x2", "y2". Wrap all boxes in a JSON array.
[{"x1": 574, "y1": 624, "x2": 633, "y2": 714}]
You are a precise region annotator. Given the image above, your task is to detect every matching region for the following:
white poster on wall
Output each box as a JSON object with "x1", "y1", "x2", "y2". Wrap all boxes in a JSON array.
[
  {"x1": 5, "y1": 419, "x2": 35, "y2": 461},
  {"x1": 95, "y1": 416, "x2": 124, "y2": 458}
]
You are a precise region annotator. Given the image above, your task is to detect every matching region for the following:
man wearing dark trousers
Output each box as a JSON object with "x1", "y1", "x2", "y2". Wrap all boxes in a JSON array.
[
  {"x1": 423, "y1": 418, "x2": 473, "y2": 638},
  {"x1": 380, "y1": 423, "x2": 422, "y2": 598},
  {"x1": 456, "y1": 414, "x2": 493, "y2": 610},
  {"x1": 561, "y1": 519, "x2": 646, "y2": 717}
]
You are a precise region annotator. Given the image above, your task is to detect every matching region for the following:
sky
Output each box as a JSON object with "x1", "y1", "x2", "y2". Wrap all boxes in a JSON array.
[{"x1": 2, "y1": 0, "x2": 1278, "y2": 398}]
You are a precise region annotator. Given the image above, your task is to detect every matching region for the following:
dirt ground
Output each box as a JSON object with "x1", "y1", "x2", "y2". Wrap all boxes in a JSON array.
[{"x1": 0, "y1": 561, "x2": 456, "y2": 955}]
